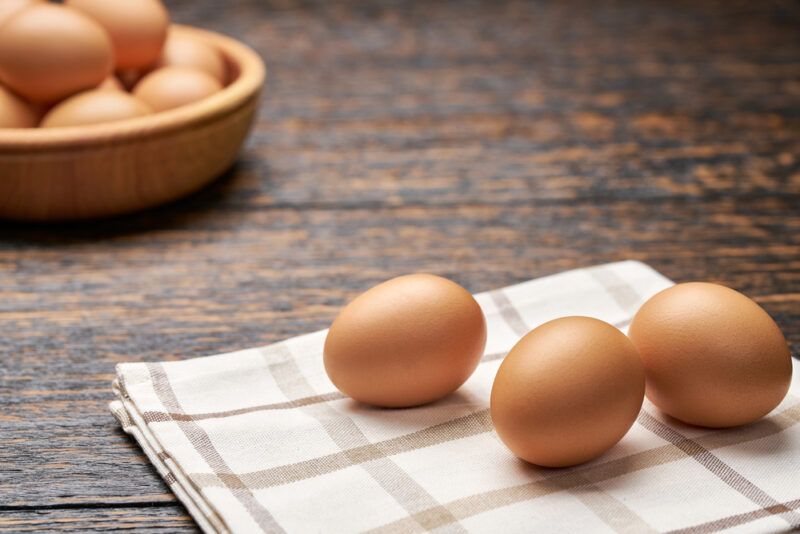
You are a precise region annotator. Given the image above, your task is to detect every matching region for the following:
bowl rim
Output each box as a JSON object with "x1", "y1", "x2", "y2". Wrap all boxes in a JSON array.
[{"x1": 0, "y1": 24, "x2": 266, "y2": 151}]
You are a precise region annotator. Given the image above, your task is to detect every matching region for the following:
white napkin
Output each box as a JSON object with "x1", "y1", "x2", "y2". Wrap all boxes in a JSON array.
[{"x1": 110, "y1": 261, "x2": 800, "y2": 533}]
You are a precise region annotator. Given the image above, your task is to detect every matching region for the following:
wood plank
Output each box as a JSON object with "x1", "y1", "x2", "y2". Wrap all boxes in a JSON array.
[
  {"x1": 0, "y1": 505, "x2": 196, "y2": 533},
  {"x1": 160, "y1": 0, "x2": 800, "y2": 208}
]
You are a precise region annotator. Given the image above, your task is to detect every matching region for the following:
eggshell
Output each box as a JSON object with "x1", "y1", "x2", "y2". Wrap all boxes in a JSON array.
[
  {"x1": 0, "y1": 4, "x2": 113, "y2": 103},
  {"x1": 65, "y1": 0, "x2": 169, "y2": 70},
  {"x1": 41, "y1": 89, "x2": 151, "y2": 128},
  {"x1": 154, "y1": 30, "x2": 227, "y2": 83},
  {"x1": 0, "y1": 0, "x2": 42, "y2": 27},
  {"x1": 97, "y1": 75, "x2": 124, "y2": 91},
  {"x1": 133, "y1": 67, "x2": 222, "y2": 112},
  {"x1": 323, "y1": 274, "x2": 487, "y2": 408},
  {"x1": 628, "y1": 282, "x2": 792, "y2": 428},
  {"x1": 0, "y1": 83, "x2": 38, "y2": 128},
  {"x1": 491, "y1": 317, "x2": 645, "y2": 467}
]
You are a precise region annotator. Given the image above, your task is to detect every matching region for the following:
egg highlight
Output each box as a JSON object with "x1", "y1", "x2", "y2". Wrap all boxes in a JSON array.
[
  {"x1": 133, "y1": 66, "x2": 222, "y2": 112},
  {"x1": 0, "y1": 0, "x2": 42, "y2": 27}
]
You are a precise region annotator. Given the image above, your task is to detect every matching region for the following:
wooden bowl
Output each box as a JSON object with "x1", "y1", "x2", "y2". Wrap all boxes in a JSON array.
[{"x1": 0, "y1": 25, "x2": 265, "y2": 221}]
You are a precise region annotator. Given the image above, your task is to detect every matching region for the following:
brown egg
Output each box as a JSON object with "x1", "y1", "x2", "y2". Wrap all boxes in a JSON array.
[
  {"x1": 41, "y1": 89, "x2": 151, "y2": 128},
  {"x1": 65, "y1": 0, "x2": 169, "y2": 70},
  {"x1": 133, "y1": 67, "x2": 222, "y2": 112},
  {"x1": 117, "y1": 69, "x2": 146, "y2": 91},
  {"x1": 491, "y1": 317, "x2": 645, "y2": 467},
  {"x1": 628, "y1": 282, "x2": 792, "y2": 428},
  {"x1": 154, "y1": 30, "x2": 227, "y2": 83},
  {"x1": 0, "y1": 4, "x2": 113, "y2": 103},
  {"x1": 323, "y1": 274, "x2": 487, "y2": 408},
  {"x1": 0, "y1": 0, "x2": 42, "y2": 27},
  {"x1": 97, "y1": 75, "x2": 124, "y2": 91},
  {"x1": 0, "y1": 84, "x2": 37, "y2": 128}
]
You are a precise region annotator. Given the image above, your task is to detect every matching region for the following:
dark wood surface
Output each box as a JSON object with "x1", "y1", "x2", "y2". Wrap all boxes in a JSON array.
[{"x1": 1, "y1": 0, "x2": 798, "y2": 531}]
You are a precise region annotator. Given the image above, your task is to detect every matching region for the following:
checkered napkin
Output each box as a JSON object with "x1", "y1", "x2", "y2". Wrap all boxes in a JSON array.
[{"x1": 110, "y1": 261, "x2": 800, "y2": 534}]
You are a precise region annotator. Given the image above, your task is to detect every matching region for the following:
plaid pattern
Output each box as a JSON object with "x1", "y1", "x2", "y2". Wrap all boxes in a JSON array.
[{"x1": 110, "y1": 261, "x2": 800, "y2": 534}]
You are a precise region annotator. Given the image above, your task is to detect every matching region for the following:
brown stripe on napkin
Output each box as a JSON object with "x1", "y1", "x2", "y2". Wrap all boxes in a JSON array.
[
  {"x1": 489, "y1": 289, "x2": 528, "y2": 334},
  {"x1": 139, "y1": 353, "x2": 511, "y2": 425},
  {"x1": 146, "y1": 363, "x2": 284, "y2": 533},
  {"x1": 558, "y1": 475, "x2": 657, "y2": 533},
  {"x1": 588, "y1": 264, "x2": 644, "y2": 314},
  {"x1": 367, "y1": 400, "x2": 800, "y2": 533},
  {"x1": 667, "y1": 498, "x2": 800, "y2": 534},
  {"x1": 142, "y1": 391, "x2": 345, "y2": 423},
  {"x1": 638, "y1": 411, "x2": 800, "y2": 530},
  {"x1": 191, "y1": 408, "x2": 494, "y2": 490},
  {"x1": 263, "y1": 342, "x2": 465, "y2": 533}
]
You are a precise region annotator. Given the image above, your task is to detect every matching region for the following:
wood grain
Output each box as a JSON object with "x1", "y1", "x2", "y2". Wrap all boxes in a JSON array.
[
  {"x1": 0, "y1": 505, "x2": 194, "y2": 533},
  {"x1": 1, "y1": 0, "x2": 798, "y2": 530}
]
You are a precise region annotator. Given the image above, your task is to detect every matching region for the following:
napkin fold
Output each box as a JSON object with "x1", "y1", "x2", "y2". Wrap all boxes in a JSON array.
[{"x1": 110, "y1": 261, "x2": 800, "y2": 534}]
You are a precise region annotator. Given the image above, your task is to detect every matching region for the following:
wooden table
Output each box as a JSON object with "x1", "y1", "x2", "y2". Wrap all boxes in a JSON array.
[{"x1": 1, "y1": 0, "x2": 798, "y2": 531}]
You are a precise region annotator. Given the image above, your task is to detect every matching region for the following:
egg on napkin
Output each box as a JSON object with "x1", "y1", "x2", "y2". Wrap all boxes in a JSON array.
[
  {"x1": 324, "y1": 274, "x2": 487, "y2": 408},
  {"x1": 491, "y1": 316, "x2": 645, "y2": 467},
  {"x1": 629, "y1": 282, "x2": 792, "y2": 428}
]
